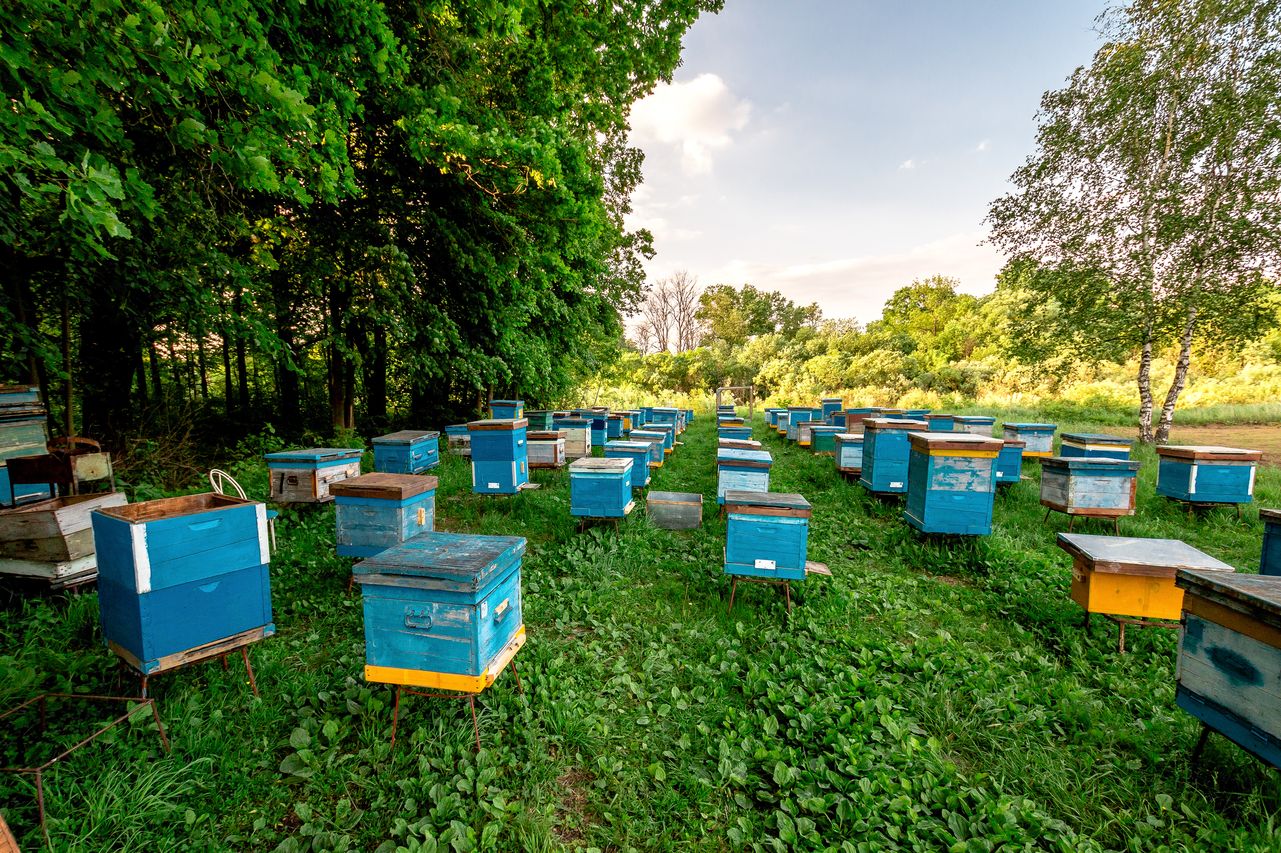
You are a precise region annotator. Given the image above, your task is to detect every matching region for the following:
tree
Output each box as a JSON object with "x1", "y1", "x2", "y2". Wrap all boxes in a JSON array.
[
  {"x1": 695, "y1": 284, "x2": 821, "y2": 347},
  {"x1": 988, "y1": 0, "x2": 1281, "y2": 442}
]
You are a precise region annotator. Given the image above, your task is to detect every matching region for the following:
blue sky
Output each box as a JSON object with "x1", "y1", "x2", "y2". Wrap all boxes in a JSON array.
[{"x1": 626, "y1": 0, "x2": 1111, "y2": 324}]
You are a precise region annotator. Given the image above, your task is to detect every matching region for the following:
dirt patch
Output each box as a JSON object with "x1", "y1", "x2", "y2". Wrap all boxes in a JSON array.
[
  {"x1": 1132, "y1": 424, "x2": 1281, "y2": 465},
  {"x1": 930, "y1": 575, "x2": 972, "y2": 588},
  {"x1": 553, "y1": 768, "x2": 593, "y2": 846}
]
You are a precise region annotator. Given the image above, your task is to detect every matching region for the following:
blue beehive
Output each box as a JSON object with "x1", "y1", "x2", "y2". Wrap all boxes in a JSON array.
[
  {"x1": 605, "y1": 440, "x2": 652, "y2": 489},
  {"x1": 606, "y1": 414, "x2": 624, "y2": 440},
  {"x1": 724, "y1": 492, "x2": 812, "y2": 582},
  {"x1": 686, "y1": 408, "x2": 695, "y2": 423},
  {"x1": 1156, "y1": 445, "x2": 1261, "y2": 506},
  {"x1": 649, "y1": 423, "x2": 675, "y2": 455},
  {"x1": 639, "y1": 406, "x2": 654, "y2": 426},
  {"x1": 467, "y1": 418, "x2": 529, "y2": 495},
  {"x1": 995, "y1": 439, "x2": 1025, "y2": 486},
  {"x1": 356, "y1": 532, "x2": 525, "y2": 692},
  {"x1": 719, "y1": 426, "x2": 752, "y2": 441},
  {"x1": 1039, "y1": 456, "x2": 1139, "y2": 522},
  {"x1": 570, "y1": 457, "x2": 635, "y2": 518},
  {"x1": 905, "y1": 409, "x2": 932, "y2": 417},
  {"x1": 489, "y1": 399, "x2": 524, "y2": 420},
  {"x1": 1001, "y1": 423, "x2": 1056, "y2": 458},
  {"x1": 0, "y1": 385, "x2": 51, "y2": 506},
  {"x1": 924, "y1": 414, "x2": 955, "y2": 432},
  {"x1": 1262, "y1": 509, "x2": 1281, "y2": 576},
  {"x1": 834, "y1": 433, "x2": 864, "y2": 474},
  {"x1": 765, "y1": 408, "x2": 784, "y2": 427},
  {"x1": 265, "y1": 447, "x2": 363, "y2": 503},
  {"x1": 91, "y1": 494, "x2": 273, "y2": 674},
  {"x1": 820, "y1": 398, "x2": 843, "y2": 419},
  {"x1": 652, "y1": 406, "x2": 681, "y2": 429},
  {"x1": 952, "y1": 415, "x2": 995, "y2": 436},
  {"x1": 775, "y1": 411, "x2": 790, "y2": 437},
  {"x1": 1060, "y1": 433, "x2": 1134, "y2": 460},
  {"x1": 372, "y1": 430, "x2": 440, "y2": 475},
  {"x1": 787, "y1": 407, "x2": 814, "y2": 441},
  {"x1": 904, "y1": 433, "x2": 1002, "y2": 535},
  {"x1": 444, "y1": 424, "x2": 472, "y2": 456},
  {"x1": 810, "y1": 425, "x2": 843, "y2": 454},
  {"x1": 629, "y1": 430, "x2": 666, "y2": 467},
  {"x1": 859, "y1": 418, "x2": 928, "y2": 495},
  {"x1": 717, "y1": 449, "x2": 772, "y2": 504},
  {"x1": 332, "y1": 473, "x2": 437, "y2": 558}
]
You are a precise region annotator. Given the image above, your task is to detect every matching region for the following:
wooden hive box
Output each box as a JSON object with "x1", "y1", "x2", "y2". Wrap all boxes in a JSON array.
[
  {"x1": 647, "y1": 491, "x2": 702, "y2": 529},
  {"x1": 1156, "y1": 445, "x2": 1262, "y2": 506},
  {"x1": 0, "y1": 491, "x2": 127, "y2": 582},
  {"x1": 1040, "y1": 456, "x2": 1139, "y2": 519},
  {"x1": 797, "y1": 420, "x2": 816, "y2": 448},
  {"x1": 355, "y1": 531, "x2": 525, "y2": 692},
  {"x1": 834, "y1": 433, "x2": 864, "y2": 475},
  {"x1": 91, "y1": 494, "x2": 274, "y2": 674},
  {"x1": 905, "y1": 409, "x2": 932, "y2": 417},
  {"x1": 764, "y1": 408, "x2": 783, "y2": 427},
  {"x1": 372, "y1": 429, "x2": 440, "y2": 475},
  {"x1": 718, "y1": 416, "x2": 746, "y2": 428},
  {"x1": 952, "y1": 415, "x2": 995, "y2": 436},
  {"x1": 775, "y1": 411, "x2": 790, "y2": 436},
  {"x1": 569, "y1": 457, "x2": 635, "y2": 518},
  {"x1": 589, "y1": 413, "x2": 609, "y2": 447},
  {"x1": 1060, "y1": 432, "x2": 1134, "y2": 460},
  {"x1": 717, "y1": 448, "x2": 773, "y2": 504},
  {"x1": 468, "y1": 418, "x2": 529, "y2": 495},
  {"x1": 786, "y1": 407, "x2": 815, "y2": 441},
  {"x1": 995, "y1": 439, "x2": 1025, "y2": 486},
  {"x1": 488, "y1": 399, "x2": 524, "y2": 420},
  {"x1": 719, "y1": 425, "x2": 752, "y2": 441},
  {"x1": 332, "y1": 473, "x2": 437, "y2": 558},
  {"x1": 1057, "y1": 533, "x2": 1234, "y2": 622},
  {"x1": 628, "y1": 430, "x2": 666, "y2": 467},
  {"x1": 924, "y1": 413, "x2": 955, "y2": 432},
  {"x1": 810, "y1": 425, "x2": 843, "y2": 455},
  {"x1": 639, "y1": 406, "x2": 654, "y2": 426},
  {"x1": 904, "y1": 433, "x2": 1002, "y2": 536},
  {"x1": 605, "y1": 440, "x2": 652, "y2": 489},
  {"x1": 858, "y1": 418, "x2": 928, "y2": 495},
  {"x1": 1175, "y1": 570, "x2": 1281, "y2": 770},
  {"x1": 719, "y1": 438, "x2": 763, "y2": 451},
  {"x1": 525, "y1": 410, "x2": 554, "y2": 431},
  {"x1": 1002, "y1": 423, "x2": 1056, "y2": 458},
  {"x1": 724, "y1": 491, "x2": 811, "y2": 581},
  {"x1": 648, "y1": 423, "x2": 676, "y2": 455},
  {"x1": 527, "y1": 430, "x2": 567, "y2": 469},
  {"x1": 685, "y1": 408, "x2": 695, "y2": 424},
  {"x1": 0, "y1": 389, "x2": 52, "y2": 506},
  {"x1": 1261, "y1": 508, "x2": 1281, "y2": 577},
  {"x1": 820, "y1": 398, "x2": 844, "y2": 419},
  {"x1": 265, "y1": 447, "x2": 363, "y2": 503},
  {"x1": 651, "y1": 406, "x2": 680, "y2": 429},
  {"x1": 606, "y1": 414, "x2": 624, "y2": 440},
  {"x1": 444, "y1": 424, "x2": 472, "y2": 456},
  {"x1": 842, "y1": 408, "x2": 877, "y2": 432},
  {"x1": 552, "y1": 415, "x2": 592, "y2": 459}
]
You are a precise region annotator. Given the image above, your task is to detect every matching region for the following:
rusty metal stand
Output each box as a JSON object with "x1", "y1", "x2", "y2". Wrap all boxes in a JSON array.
[
  {"x1": 1104, "y1": 614, "x2": 1179, "y2": 654},
  {"x1": 1044, "y1": 507, "x2": 1121, "y2": 535},
  {"x1": 388, "y1": 662, "x2": 525, "y2": 753},
  {"x1": 136, "y1": 642, "x2": 261, "y2": 699},
  {"x1": 1190, "y1": 723, "x2": 1213, "y2": 765},
  {"x1": 727, "y1": 576, "x2": 792, "y2": 614},
  {"x1": 1, "y1": 693, "x2": 170, "y2": 847}
]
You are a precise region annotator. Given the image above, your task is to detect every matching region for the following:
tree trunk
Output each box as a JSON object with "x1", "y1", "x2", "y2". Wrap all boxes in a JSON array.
[
  {"x1": 1155, "y1": 306, "x2": 1198, "y2": 444},
  {"x1": 147, "y1": 337, "x2": 164, "y2": 412},
  {"x1": 61, "y1": 296, "x2": 73, "y2": 437},
  {"x1": 365, "y1": 326, "x2": 388, "y2": 429},
  {"x1": 1137, "y1": 322, "x2": 1156, "y2": 444},
  {"x1": 235, "y1": 316, "x2": 250, "y2": 414},
  {"x1": 80, "y1": 271, "x2": 141, "y2": 443},
  {"x1": 196, "y1": 315, "x2": 209, "y2": 402},
  {"x1": 221, "y1": 321, "x2": 234, "y2": 416}
]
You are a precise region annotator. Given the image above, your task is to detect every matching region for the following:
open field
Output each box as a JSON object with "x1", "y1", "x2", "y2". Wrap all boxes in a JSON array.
[{"x1": 2, "y1": 413, "x2": 1281, "y2": 851}]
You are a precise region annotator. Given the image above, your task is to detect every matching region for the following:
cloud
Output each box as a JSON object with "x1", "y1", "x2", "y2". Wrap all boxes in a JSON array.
[
  {"x1": 898, "y1": 159, "x2": 916, "y2": 170},
  {"x1": 629, "y1": 74, "x2": 751, "y2": 175},
  {"x1": 974, "y1": 139, "x2": 991, "y2": 152}
]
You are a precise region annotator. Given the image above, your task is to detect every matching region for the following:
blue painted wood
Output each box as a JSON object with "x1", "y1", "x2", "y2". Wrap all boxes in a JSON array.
[
  {"x1": 686, "y1": 408, "x2": 695, "y2": 423},
  {"x1": 333, "y1": 475, "x2": 437, "y2": 558},
  {"x1": 1156, "y1": 447, "x2": 1259, "y2": 505},
  {"x1": 903, "y1": 434, "x2": 1001, "y2": 535},
  {"x1": 1059, "y1": 432, "x2": 1134, "y2": 460},
  {"x1": 809, "y1": 425, "x2": 843, "y2": 453},
  {"x1": 835, "y1": 434, "x2": 864, "y2": 472},
  {"x1": 444, "y1": 424, "x2": 470, "y2": 438},
  {"x1": 905, "y1": 409, "x2": 932, "y2": 417},
  {"x1": 786, "y1": 408, "x2": 815, "y2": 440},
  {"x1": 606, "y1": 415, "x2": 624, "y2": 439},
  {"x1": 356, "y1": 531, "x2": 525, "y2": 677},
  {"x1": 489, "y1": 399, "x2": 525, "y2": 420},
  {"x1": 639, "y1": 406, "x2": 654, "y2": 426},
  {"x1": 717, "y1": 449, "x2": 772, "y2": 504},
  {"x1": 468, "y1": 419, "x2": 529, "y2": 494},
  {"x1": 1261, "y1": 510, "x2": 1281, "y2": 576},
  {"x1": 604, "y1": 441, "x2": 652, "y2": 488},
  {"x1": 1039, "y1": 457, "x2": 1139, "y2": 513},
  {"x1": 264, "y1": 447, "x2": 363, "y2": 467},
  {"x1": 718, "y1": 426, "x2": 752, "y2": 441},
  {"x1": 1001, "y1": 423, "x2": 1057, "y2": 456},
  {"x1": 1177, "y1": 686, "x2": 1281, "y2": 770},
  {"x1": 570, "y1": 458, "x2": 634, "y2": 517},
  {"x1": 723, "y1": 492, "x2": 811, "y2": 581},
  {"x1": 648, "y1": 424, "x2": 675, "y2": 452},
  {"x1": 995, "y1": 440, "x2": 1025, "y2": 485},
  {"x1": 924, "y1": 414, "x2": 955, "y2": 432},
  {"x1": 858, "y1": 419, "x2": 927, "y2": 494},
  {"x1": 0, "y1": 385, "x2": 42, "y2": 405},
  {"x1": 372, "y1": 430, "x2": 441, "y2": 474},
  {"x1": 821, "y1": 398, "x2": 843, "y2": 419},
  {"x1": 0, "y1": 465, "x2": 51, "y2": 506},
  {"x1": 952, "y1": 415, "x2": 995, "y2": 435}
]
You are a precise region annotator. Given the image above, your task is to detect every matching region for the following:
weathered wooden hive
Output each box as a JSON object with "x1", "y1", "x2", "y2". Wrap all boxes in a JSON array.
[
  {"x1": 628, "y1": 430, "x2": 666, "y2": 467},
  {"x1": 489, "y1": 399, "x2": 524, "y2": 420},
  {"x1": 1001, "y1": 423, "x2": 1056, "y2": 458},
  {"x1": 834, "y1": 433, "x2": 864, "y2": 475},
  {"x1": 764, "y1": 408, "x2": 784, "y2": 427},
  {"x1": 903, "y1": 433, "x2": 1002, "y2": 536},
  {"x1": 797, "y1": 420, "x2": 816, "y2": 448},
  {"x1": 1040, "y1": 457, "x2": 1140, "y2": 523},
  {"x1": 444, "y1": 424, "x2": 471, "y2": 456},
  {"x1": 372, "y1": 430, "x2": 440, "y2": 475},
  {"x1": 467, "y1": 418, "x2": 529, "y2": 495},
  {"x1": 841, "y1": 408, "x2": 877, "y2": 433},
  {"x1": 994, "y1": 439, "x2": 1025, "y2": 486},
  {"x1": 355, "y1": 531, "x2": 525, "y2": 692},
  {"x1": 651, "y1": 407, "x2": 681, "y2": 433},
  {"x1": 952, "y1": 415, "x2": 995, "y2": 436},
  {"x1": 1175, "y1": 570, "x2": 1281, "y2": 770},
  {"x1": 552, "y1": 415, "x2": 592, "y2": 460},
  {"x1": 604, "y1": 440, "x2": 652, "y2": 489},
  {"x1": 786, "y1": 407, "x2": 814, "y2": 441},
  {"x1": 92, "y1": 494, "x2": 274, "y2": 674},
  {"x1": 570, "y1": 457, "x2": 635, "y2": 518},
  {"x1": 639, "y1": 406, "x2": 654, "y2": 426},
  {"x1": 820, "y1": 398, "x2": 844, "y2": 419},
  {"x1": 527, "y1": 430, "x2": 566, "y2": 469},
  {"x1": 525, "y1": 410, "x2": 554, "y2": 431},
  {"x1": 0, "y1": 384, "x2": 52, "y2": 506},
  {"x1": 718, "y1": 438, "x2": 763, "y2": 451},
  {"x1": 858, "y1": 418, "x2": 928, "y2": 495},
  {"x1": 809, "y1": 425, "x2": 843, "y2": 455},
  {"x1": 718, "y1": 425, "x2": 752, "y2": 441},
  {"x1": 1261, "y1": 509, "x2": 1281, "y2": 577},
  {"x1": 647, "y1": 491, "x2": 702, "y2": 529},
  {"x1": 723, "y1": 491, "x2": 812, "y2": 582},
  {"x1": 264, "y1": 447, "x2": 363, "y2": 503},
  {"x1": 0, "y1": 491, "x2": 126, "y2": 583},
  {"x1": 648, "y1": 423, "x2": 676, "y2": 455},
  {"x1": 717, "y1": 448, "x2": 773, "y2": 504},
  {"x1": 1060, "y1": 433, "x2": 1134, "y2": 460},
  {"x1": 606, "y1": 414, "x2": 624, "y2": 440},
  {"x1": 332, "y1": 473, "x2": 437, "y2": 558},
  {"x1": 923, "y1": 413, "x2": 955, "y2": 432},
  {"x1": 1156, "y1": 445, "x2": 1262, "y2": 506},
  {"x1": 775, "y1": 411, "x2": 790, "y2": 437}
]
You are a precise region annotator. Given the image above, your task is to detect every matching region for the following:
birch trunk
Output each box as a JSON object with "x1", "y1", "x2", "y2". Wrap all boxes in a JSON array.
[
  {"x1": 1155, "y1": 305, "x2": 1198, "y2": 443},
  {"x1": 1137, "y1": 322, "x2": 1156, "y2": 443}
]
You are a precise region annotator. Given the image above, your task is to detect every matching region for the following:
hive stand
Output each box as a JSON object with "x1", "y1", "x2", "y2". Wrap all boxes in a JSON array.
[
  {"x1": 389, "y1": 662, "x2": 525, "y2": 752},
  {"x1": 125, "y1": 626, "x2": 270, "y2": 698},
  {"x1": 726, "y1": 562, "x2": 830, "y2": 615}
]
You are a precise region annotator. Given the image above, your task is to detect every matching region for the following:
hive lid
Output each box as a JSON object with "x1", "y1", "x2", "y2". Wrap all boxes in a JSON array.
[
  {"x1": 810, "y1": 425, "x2": 845, "y2": 433},
  {"x1": 1155, "y1": 444, "x2": 1262, "y2": 461},
  {"x1": 607, "y1": 414, "x2": 623, "y2": 421},
  {"x1": 723, "y1": 491, "x2": 811, "y2": 517},
  {"x1": 444, "y1": 423, "x2": 471, "y2": 435},
  {"x1": 1056, "y1": 533, "x2": 1235, "y2": 577},
  {"x1": 1004, "y1": 422, "x2": 1056, "y2": 430},
  {"x1": 1040, "y1": 456, "x2": 1140, "y2": 471},
  {"x1": 924, "y1": 413, "x2": 956, "y2": 420},
  {"x1": 718, "y1": 438, "x2": 763, "y2": 449},
  {"x1": 467, "y1": 418, "x2": 529, "y2": 431},
  {"x1": 570, "y1": 457, "x2": 632, "y2": 472},
  {"x1": 717, "y1": 449, "x2": 773, "y2": 467},
  {"x1": 953, "y1": 415, "x2": 996, "y2": 423},
  {"x1": 554, "y1": 416, "x2": 590, "y2": 425},
  {"x1": 527, "y1": 431, "x2": 564, "y2": 441},
  {"x1": 264, "y1": 447, "x2": 363, "y2": 463},
  {"x1": 372, "y1": 429, "x2": 440, "y2": 445},
  {"x1": 606, "y1": 440, "x2": 651, "y2": 451},
  {"x1": 908, "y1": 432, "x2": 1003, "y2": 451},
  {"x1": 647, "y1": 490, "x2": 702, "y2": 505},
  {"x1": 1061, "y1": 432, "x2": 1134, "y2": 445},
  {"x1": 1176, "y1": 569, "x2": 1281, "y2": 627},
  {"x1": 652, "y1": 406, "x2": 681, "y2": 413},
  {"x1": 354, "y1": 531, "x2": 526, "y2": 588},
  {"x1": 629, "y1": 430, "x2": 665, "y2": 439},
  {"x1": 1260, "y1": 508, "x2": 1281, "y2": 523},
  {"x1": 489, "y1": 399, "x2": 524, "y2": 406},
  {"x1": 835, "y1": 433, "x2": 865, "y2": 442},
  {"x1": 96, "y1": 492, "x2": 258, "y2": 523},
  {"x1": 864, "y1": 418, "x2": 927, "y2": 431},
  {"x1": 330, "y1": 472, "x2": 437, "y2": 500}
]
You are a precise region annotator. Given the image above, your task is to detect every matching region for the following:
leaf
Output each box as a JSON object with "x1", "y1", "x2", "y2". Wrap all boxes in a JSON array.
[{"x1": 289, "y1": 727, "x2": 311, "y2": 749}]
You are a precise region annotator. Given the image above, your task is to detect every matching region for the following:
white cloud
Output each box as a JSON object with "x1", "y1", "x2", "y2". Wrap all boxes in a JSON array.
[
  {"x1": 898, "y1": 159, "x2": 916, "y2": 170},
  {"x1": 975, "y1": 139, "x2": 991, "y2": 152},
  {"x1": 630, "y1": 74, "x2": 751, "y2": 176}
]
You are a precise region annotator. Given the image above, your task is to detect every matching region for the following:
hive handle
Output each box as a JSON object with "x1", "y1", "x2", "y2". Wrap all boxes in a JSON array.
[
  {"x1": 493, "y1": 599, "x2": 510, "y2": 624},
  {"x1": 188, "y1": 518, "x2": 222, "y2": 532},
  {"x1": 404, "y1": 609, "x2": 433, "y2": 631}
]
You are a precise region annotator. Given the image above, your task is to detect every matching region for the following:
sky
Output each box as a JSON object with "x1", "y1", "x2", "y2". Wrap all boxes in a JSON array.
[{"x1": 625, "y1": 0, "x2": 1112, "y2": 325}]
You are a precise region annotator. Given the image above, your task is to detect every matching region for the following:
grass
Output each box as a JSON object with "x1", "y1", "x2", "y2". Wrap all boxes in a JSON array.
[{"x1": 2, "y1": 412, "x2": 1281, "y2": 850}]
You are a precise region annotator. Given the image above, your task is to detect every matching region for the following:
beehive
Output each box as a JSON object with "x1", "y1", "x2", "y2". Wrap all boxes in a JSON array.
[
  {"x1": 820, "y1": 398, "x2": 844, "y2": 419},
  {"x1": 765, "y1": 408, "x2": 785, "y2": 427},
  {"x1": 92, "y1": 494, "x2": 274, "y2": 674},
  {"x1": 903, "y1": 433, "x2": 1002, "y2": 535},
  {"x1": 647, "y1": 491, "x2": 702, "y2": 530},
  {"x1": 525, "y1": 410, "x2": 554, "y2": 431},
  {"x1": 718, "y1": 426, "x2": 752, "y2": 441},
  {"x1": 717, "y1": 448, "x2": 772, "y2": 504},
  {"x1": 444, "y1": 424, "x2": 471, "y2": 456},
  {"x1": 1156, "y1": 445, "x2": 1262, "y2": 506},
  {"x1": 1040, "y1": 457, "x2": 1139, "y2": 521},
  {"x1": 332, "y1": 473, "x2": 437, "y2": 558},
  {"x1": 718, "y1": 416, "x2": 746, "y2": 428},
  {"x1": 1261, "y1": 509, "x2": 1281, "y2": 577},
  {"x1": 1060, "y1": 433, "x2": 1134, "y2": 460},
  {"x1": 606, "y1": 414, "x2": 624, "y2": 440},
  {"x1": 718, "y1": 438, "x2": 763, "y2": 451},
  {"x1": 0, "y1": 385, "x2": 51, "y2": 506},
  {"x1": 834, "y1": 433, "x2": 864, "y2": 475},
  {"x1": 356, "y1": 531, "x2": 525, "y2": 692},
  {"x1": 685, "y1": 408, "x2": 695, "y2": 424},
  {"x1": 265, "y1": 447, "x2": 363, "y2": 503},
  {"x1": 995, "y1": 439, "x2": 1025, "y2": 486},
  {"x1": 787, "y1": 407, "x2": 814, "y2": 441},
  {"x1": 372, "y1": 430, "x2": 440, "y2": 475},
  {"x1": 1175, "y1": 570, "x2": 1281, "y2": 770},
  {"x1": 723, "y1": 491, "x2": 812, "y2": 582},
  {"x1": 527, "y1": 430, "x2": 566, "y2": 469},
  {"x1": 468, "y1": 418, "x2": 529, "y2": 495},
  {"x1": 1057, "y1": 533, "x2": 1234, "y2": 622},
  {"x1": 858, "y1": 418, "x2": 928, "y2": 495},
  {"x1": 570, "y1": 457, "x2": 634, "y2": 518},
  {"x1": 923, "y1": 414, "x2": 955, "y2": 432},
  {"x1": 1001, "y1": 423, "x2": 1056, "y2": 458},
  {"x1": 775, "y1": 411, "x2": 790, "y2": 437},
  {"x1": 489, "y1": 399, "x2": 524, "y2": 420},
  {"x1": 605, "y1": 440, "x2": 652, "y2": 489},
  {"x1": 553, "y1": 415, "x2": 592, "y2": 459},
  {"x1": 810, "y1": 425, "x2": 843, "y2": 455},
  {"x1": 0, "y1": 491, "x2": 126, "y2": 583},
  {"x1": 628, "y1": 430, "x2": 666, "y2": 467},
  {"x1": 651, "y1": 407, "x2": 681, "y2": 432},
  {"x1": 904, "y1": 409, "x2": 932, "y2": 417},
  {"x1": 639, "y1": 406, "x2": 654, "y2": 427},
  {"x1": 841, "y1": 408, "x2": 877, "y2": 433},
  {"x1": 952, "y1": 415, "x2": 995, "y2": 436},
  {"x1": 797, "y1": 420, "x2": 816, "y2": 448},
  {"x1": 648, "y1": 423, "x2": 676, "y2": 455}
]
